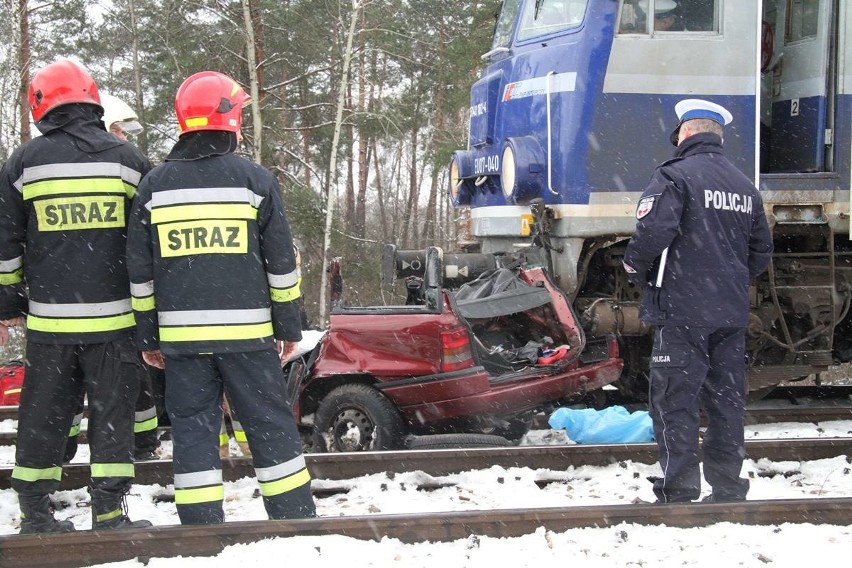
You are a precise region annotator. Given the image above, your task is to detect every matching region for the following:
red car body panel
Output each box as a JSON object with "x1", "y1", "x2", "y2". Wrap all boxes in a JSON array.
[{"x1": 295, "y1": 265, "x2": 623, "y2": 429}]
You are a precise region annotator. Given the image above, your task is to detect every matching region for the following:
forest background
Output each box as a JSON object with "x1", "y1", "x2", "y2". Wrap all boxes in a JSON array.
[{"x1": 0, "y1": 0, "x2": 501, "y2": 357}]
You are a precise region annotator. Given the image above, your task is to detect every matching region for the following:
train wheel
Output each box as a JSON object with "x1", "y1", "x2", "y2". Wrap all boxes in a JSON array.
[{"x1": 312, "y1": 383, "x2": 408, "y2": 452}]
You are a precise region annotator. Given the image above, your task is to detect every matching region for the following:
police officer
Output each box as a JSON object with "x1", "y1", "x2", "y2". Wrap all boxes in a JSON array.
[
  {"x1": 0, "y1": 59, "x2": 152, "y2": 532},
  {"x1": 126, "y1": 71, "x2": 315, "y2": 524},
  {"x1": 623, "y1": 99, "x2": 773, "y2": 503}
]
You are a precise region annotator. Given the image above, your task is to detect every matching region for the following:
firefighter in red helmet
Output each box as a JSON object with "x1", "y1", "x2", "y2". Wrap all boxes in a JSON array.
[
  {"x1": 62, "y1": 93, "x2": 164, "y2": 465},
  {"x1": 127, "y1": 71, "x2": 315, "y2": 524},
  {"x1": 0, "y1": 59, "x2": 152, "y2": 533}
]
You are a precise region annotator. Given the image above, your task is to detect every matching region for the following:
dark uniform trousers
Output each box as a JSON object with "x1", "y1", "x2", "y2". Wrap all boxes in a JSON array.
[
  {"x1": 166, "y1": 348, "x2": 315, "y2": 524},
  {"x1": 648, "y1": 325, "x2": 750, "y2": 503},
  {"x1": 13, "y1": 336, "x2": 140, "y2": 517},
  {"x1": 65, "y1": 361, "x2": 159, "y2": 462}
]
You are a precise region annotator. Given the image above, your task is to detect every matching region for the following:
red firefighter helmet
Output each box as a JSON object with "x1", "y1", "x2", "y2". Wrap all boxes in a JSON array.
[
  {"x1": 28, "y1": 59, "x2": 101, "y2": 122},
  {"x1": 175, "y1": 71, "x2": 250, "y2": 134}
]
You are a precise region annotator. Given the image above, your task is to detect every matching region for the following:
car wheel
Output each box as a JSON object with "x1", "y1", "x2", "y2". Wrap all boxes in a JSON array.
[
  {"x1": 312, "y1": 383, "x2": 408, "y2": 452},
  {"x1": 407, "y1": 433, "x2": 512, "y2": 450}
]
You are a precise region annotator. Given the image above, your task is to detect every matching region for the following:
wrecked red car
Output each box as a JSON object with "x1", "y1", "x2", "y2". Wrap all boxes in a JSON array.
[{"x1": 286, "y1": 247, "x2": 623, "y2": 452}]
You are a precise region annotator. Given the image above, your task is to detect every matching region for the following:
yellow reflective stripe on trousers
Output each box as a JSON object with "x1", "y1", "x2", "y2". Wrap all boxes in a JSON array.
[
  {"x1": 0, "y1": 269, "x2": 23, "y2": 285},
  {"x1": 258, "y1": 468, "x2": 311, "y2": 498},
  {"x1": 175, "y1": 485, "x2": 225, "y2": 505},
  {"x1": 96, "y1": 508, "x2": 123, "y2": 523},
  {"x1": 27, "y1": 313, "x2": 136, "y2": 333},
  {"x1": 160, "y1": 322, "x2": 273, "y2": 342},
  {"x1": 11, "y1": 465, "x2": 62, "y2": 482},
  {"x1": 68, "y1": 423, "x2": 81, "y2": 436},
  {"x1": 150, "y1": 203, "x2": 258, "y2": 225},
  {"x1": 91, "y1": 463, "x2": 135, "y2": 478},
  {"x1": 134, "y1": 416, "x2": 158, "y2": 433}
]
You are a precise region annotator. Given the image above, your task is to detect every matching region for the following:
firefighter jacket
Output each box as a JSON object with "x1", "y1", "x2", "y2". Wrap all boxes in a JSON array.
[
  {"x1": 622, "y1": 132, "x2": 773, "y2": 328},
  {"x1": 126, "y1": 132, "x2": 302, "y2": 355},
  {"x1": 0, "y1": 104, "x2": 151, "y2": 344}
]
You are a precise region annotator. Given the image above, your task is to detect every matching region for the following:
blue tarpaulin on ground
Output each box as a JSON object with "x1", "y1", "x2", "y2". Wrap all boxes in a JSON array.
[{"x1": 548, "y1": 405, "x2": 654, "y2": 444}]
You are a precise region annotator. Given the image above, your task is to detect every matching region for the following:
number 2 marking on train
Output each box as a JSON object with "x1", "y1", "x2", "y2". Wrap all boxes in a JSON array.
[{"x1": 791, "y1": 98, "x2": 799, "y2": 117}]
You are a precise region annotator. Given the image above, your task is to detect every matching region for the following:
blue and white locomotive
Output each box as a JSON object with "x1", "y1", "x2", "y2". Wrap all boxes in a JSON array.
[{"x1": 446, "y1": 0, "x2": 852, "y2": 397}]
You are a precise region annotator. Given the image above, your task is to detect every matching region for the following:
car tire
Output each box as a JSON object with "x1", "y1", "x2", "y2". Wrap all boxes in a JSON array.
[
  {"x1": 407, "y1": 433, "x2": 512, "y2": 450},
  {"x1": 312, "y1": 383, "x2": 408, "y2": 452}
]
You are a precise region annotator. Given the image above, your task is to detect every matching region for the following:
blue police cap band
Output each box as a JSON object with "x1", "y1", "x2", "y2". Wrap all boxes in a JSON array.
[
  {"x1": 680, "y1": 109, "x2": 725, "y2": 125},
  {"x1": 670, "y1": 110, "x2": 728, "y2": 145}
]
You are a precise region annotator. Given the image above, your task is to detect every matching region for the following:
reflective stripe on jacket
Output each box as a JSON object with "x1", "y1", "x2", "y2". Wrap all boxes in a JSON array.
[{"x1": 127, "y1": 152, "x2": 302, "y2": 354}]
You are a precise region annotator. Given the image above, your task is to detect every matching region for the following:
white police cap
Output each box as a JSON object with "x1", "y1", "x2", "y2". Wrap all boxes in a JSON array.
[
  {"x1": 640, "y1": 0, "x2": 678, "y2": 16},
  {"x1": 670, "y1": 98, "x2": 733, "y2": 145},
  {"x1": 655, "y1": 0, "x2": 678, "y2": 15}
]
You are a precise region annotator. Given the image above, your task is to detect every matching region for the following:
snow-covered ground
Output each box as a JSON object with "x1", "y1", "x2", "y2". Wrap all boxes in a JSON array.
[{"x1": 1, "y1": 418, "x2": 851, "y2": 567}]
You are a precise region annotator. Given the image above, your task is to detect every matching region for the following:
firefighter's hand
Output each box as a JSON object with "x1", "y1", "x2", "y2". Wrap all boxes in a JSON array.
[
  {"x1": 276, "y1": 340, "x2": 298, "y2": 363},
  {"x1": 0, "y1": 324, "x2": 8, "y2": 347},
  {"x1": 142, "y1": 349, "x2": 165, "y2": 369},
  {"x1": 0, "y1": 317, "x2": 24, "y2": 327}
]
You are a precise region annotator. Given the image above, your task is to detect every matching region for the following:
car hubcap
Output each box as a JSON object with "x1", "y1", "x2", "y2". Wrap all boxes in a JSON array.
[{"x1": 330, "y1": 408, "x2": 375, "y2": 451}]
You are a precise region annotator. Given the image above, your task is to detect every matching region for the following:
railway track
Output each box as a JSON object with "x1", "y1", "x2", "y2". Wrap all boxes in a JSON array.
[
  {"x1": 0, "y1": 497, "x2": 850, "y2": 567},
  {"x1": 1, "y1": 437, "x2": 850, "y2": 491},
  {"x1": 1, "y1": 400, "x2": 850, "y2": 447}
]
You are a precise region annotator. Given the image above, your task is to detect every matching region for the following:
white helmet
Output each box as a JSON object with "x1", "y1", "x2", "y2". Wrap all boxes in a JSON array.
[{"x1": 100, "y1": 93, "x2": 143, "y2": 136}]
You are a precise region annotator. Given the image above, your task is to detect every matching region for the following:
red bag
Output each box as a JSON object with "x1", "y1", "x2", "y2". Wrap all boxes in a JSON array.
[{"x1": 0, "y1": 362, "x2": 24, "y2": 406}]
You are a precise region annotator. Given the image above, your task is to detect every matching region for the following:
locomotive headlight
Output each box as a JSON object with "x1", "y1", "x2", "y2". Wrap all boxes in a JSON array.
[
  {"x1": 500, "y1": 136, "x2": 545, "y2": 204},
  {"x1": 501, "y1": 145, "x2": 517, "y2": 199},
  {"x1": 448, "y1": 151, "x2": 474, "y2": 206}
]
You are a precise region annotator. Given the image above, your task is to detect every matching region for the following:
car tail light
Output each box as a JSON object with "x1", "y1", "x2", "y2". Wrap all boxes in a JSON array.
[{"x1": 441, "y1": 329, "x2": 474, "y2": 372}]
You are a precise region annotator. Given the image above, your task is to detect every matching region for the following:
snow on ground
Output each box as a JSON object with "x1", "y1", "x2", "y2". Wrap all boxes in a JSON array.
[{"x1": 1, "y1": 419, "x2": 851, "y2": 567}]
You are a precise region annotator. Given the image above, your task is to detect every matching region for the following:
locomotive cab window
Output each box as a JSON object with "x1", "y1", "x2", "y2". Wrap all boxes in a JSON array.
[
  {"x1": 785, "y1": 0, "x2": 819, "y2": 42},
  {"x1": 516, "y1": 0, "x2": 589, "y2": 41},
  {"x1": 492, "y1": 0, "x2": 523, "y2": 50},
  {"x1": 618, "y1": 0, "x2": 719, "y2": 34}
]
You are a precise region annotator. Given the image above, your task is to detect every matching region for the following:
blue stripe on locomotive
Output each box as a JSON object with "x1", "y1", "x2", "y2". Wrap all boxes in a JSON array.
[{"x1": 587, "y1": 94, "x2": 756, "y2": 193}]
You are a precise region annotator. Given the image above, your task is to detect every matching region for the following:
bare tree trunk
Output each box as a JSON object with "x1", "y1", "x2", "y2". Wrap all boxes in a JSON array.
[
  {"x1": 401, "y1": 125, "x2": 419, "y2": 248},
  {"x1": 127, "y1": 0, "x2": 148, "y2": 154},
  {"x1": 344, "y1": 80, "x2": 354, "y2": 231},
  {"x1": 318, "y1": 0, "x2": 362, "y2": 324},
  {"x1": 241, "y1": 0, "x2": 263, "y2": 163},
  {"x1": 421, "y1": 13, "x2": 447, "y2": 244},
  {"x1": 355, "y1": 17, "x2": 370, "y2": 239},
  {"x1": 17, "y1": 0, "x2": 31, "y2": 143},
  {"x1": 390, "y1": 143, "x2": 404, "y2": 243},
  {"x1": 300, "y1": 81, "x2": 311, "y2": 188},
  {"x1": 371, "y1": 137, "x2": 385, "y2": 240}
]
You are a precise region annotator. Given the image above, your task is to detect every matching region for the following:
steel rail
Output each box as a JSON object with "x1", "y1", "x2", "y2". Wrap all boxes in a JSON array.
[
  {"x1": 1, "y1": 497, "x2": 850, "y2": 568},
  {"x1": 1, "y1": 437, "x2": 850, "y2": 491},
  {"x1": 2, "y1": 384, "x2": 850, "y2": 422},
  {"x1": 1, "y1": 404, "x2": 850, "y2": 447}
]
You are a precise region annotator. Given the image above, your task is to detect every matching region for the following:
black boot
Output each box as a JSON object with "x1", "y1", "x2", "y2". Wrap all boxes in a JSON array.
[
  {"x1": 19, "y1": 495, "x2": 76, "y2": 534},
  {"x1": 91, "y1": 494, "x2": 153, "y2": 531}
]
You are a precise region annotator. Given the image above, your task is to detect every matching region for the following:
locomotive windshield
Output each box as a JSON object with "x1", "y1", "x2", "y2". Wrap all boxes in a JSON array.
[
  {"x1": 517, "y1": 0, "x2": 588, "y2": 40},
  {"x1": 492, "y1": 0, "x2": 589, "y2": 48},
  {"x1": 492, "y1": 0, "x2": 523, "y2": 50}
]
